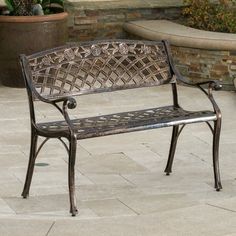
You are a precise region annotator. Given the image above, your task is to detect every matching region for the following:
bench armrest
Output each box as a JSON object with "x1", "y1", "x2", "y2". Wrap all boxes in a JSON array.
[
  {"x1": 196, "y1": 80, "x2": 222, "y2": 91},
  {"x1": 50, "y1": 97, "x2": 78, "y2": 136},
  {"x1": 175, "y1": 74, "x2": 222, "y2": 117},
  {"x1": 176, "y1": 74, "x2": 222, "y2": 91},
  {"x1": 36, "y1": 95, "x2": 78, "y2": 136},
  {"x1": 50, "y1": 96, "x2": 77, "y2": 109}
]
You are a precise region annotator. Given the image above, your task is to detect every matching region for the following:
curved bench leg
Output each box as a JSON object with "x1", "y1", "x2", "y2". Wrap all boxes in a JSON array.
[
  {"x1": 68, "y1": 136, "x2": 78, "y2": 216},
  {"x1": 165, "y1": 125, "x2": 179, "y2": 175},
  {"x1": 213, "y1": 119, "x2": 222, "y2": 191},
  {"x1": 22, "y1": 131, "x2": 38, "y2": 198}
]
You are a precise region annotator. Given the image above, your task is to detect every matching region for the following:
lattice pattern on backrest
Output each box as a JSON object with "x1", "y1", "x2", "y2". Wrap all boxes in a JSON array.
[{"x1": 26, "y1": 40, "x2": 174, "y2": 100}]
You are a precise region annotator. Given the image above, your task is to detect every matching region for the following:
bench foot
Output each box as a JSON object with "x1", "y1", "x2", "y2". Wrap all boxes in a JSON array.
[
  {"x1": 165, "y1": 171, "x2": 171, "y2": 176},
  {"x1": 215, "y1": 179, "x2": 222, "y2": 191},
  {"x1": 71, "y1": 207, "x2": 78, "y2": 217},
  {"x1": 215, "y1": 181, "x2": 222, "y2": 192},
  {"x1": 22, "y1": 193, "x2": 29, "y2": 199}
]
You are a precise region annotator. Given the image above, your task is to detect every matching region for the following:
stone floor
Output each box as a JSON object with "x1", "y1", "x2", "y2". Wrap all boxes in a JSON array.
[{"x1": 0, "y1": 84, "x2": 235, "y2": 236}]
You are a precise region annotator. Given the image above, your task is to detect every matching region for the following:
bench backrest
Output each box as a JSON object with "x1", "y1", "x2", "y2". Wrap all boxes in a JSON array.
[{"x1": 20, "y1": 40, "x2": 175, "y2": 101}]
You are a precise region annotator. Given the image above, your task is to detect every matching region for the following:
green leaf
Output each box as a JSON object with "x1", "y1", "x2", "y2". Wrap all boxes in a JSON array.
[{"x1": 4, "y1": 0, "x2": 14, "y2": 12}]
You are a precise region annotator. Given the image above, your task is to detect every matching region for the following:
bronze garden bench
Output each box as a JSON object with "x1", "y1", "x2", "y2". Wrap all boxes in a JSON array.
[{"x1": 20, "y1": 39, "x2": 222, "y2": 216}]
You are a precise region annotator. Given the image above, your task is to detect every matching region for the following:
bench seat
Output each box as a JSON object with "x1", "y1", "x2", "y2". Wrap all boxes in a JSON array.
[{"x1": 38, "y1": 106, "x2": 216, "y2": 139}]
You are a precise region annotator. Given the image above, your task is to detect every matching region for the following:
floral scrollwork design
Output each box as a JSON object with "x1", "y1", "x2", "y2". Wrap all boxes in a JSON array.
[
  {"x1": 119, "y1": 43, "x2": 129, "y2": 55},
  {"x1": 64, "y1": 48, "x2": 76, "y2": 61},
  {"x1": 140, "y1": 45, "x2": 152, "y2": 54},
  {"x1": 91, "y1": 45, "x2": 102, "y2": 56},
  {"x1": 41, "y1": 56, "x2": 54, "y2": 66}
]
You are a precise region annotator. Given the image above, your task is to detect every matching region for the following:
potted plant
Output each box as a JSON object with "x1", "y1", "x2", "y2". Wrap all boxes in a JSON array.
[{"x1": 0, "y1": 0, "x2": 68, "y2": 87}]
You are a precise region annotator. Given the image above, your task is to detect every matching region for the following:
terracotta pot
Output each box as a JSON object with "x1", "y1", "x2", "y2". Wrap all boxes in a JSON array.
[{"x1": 0, "y1": 12, "x2": 68, "y2": 87}]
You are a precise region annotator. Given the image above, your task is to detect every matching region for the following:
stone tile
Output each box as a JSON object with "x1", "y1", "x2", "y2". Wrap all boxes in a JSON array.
[
  {"x1": 77, "y1": 153, "x2": 146, "y2": 174},
  {"x1": 76, "y1": 172, "x2": 95, "y2": 186},
  {"x1": 76, "y1": 185, "x2": 141, "y2": 201},
  {"x1": 3, "y1": 194, "x2": 70, "y2": 214},
  {"x1": 28, "y1": 207, "x2": 97, "y2": 219},
  {"x1": 0, "y1": 144, "x2": 21, "y2": 154},
  {"x1": 123, "y1": 146, "x2": 163, "y2": 171},
  {"x1": 12, "y1": 167, "x2": 68, "y2": 187},
  {"x1": 3, "y1": 195, "x2": 135, "y2": 218},
  {"x1": 207, "y1": 196, "x2": 236, "y2": 212},
  {"x1": 138, "y1": 180, "x2": 211, "y2": 194},
  {"x1": 86, "y1": 173, "x2": 132, "y2": 186},
  {"x1": 12, "y1": 166, "x2": 93, "y2": 188},
  {"x1": 19, "y1": 138, "x2": 69, "y2": 157},
  {"x1": 48, "y1": 205, "x2": 236, "y2": 236},
  {"x1": 79, "y1": 130, "x2": 172, "y2": 156},
  {"x1": 121, "y1": 155, "x2": 213, "y2": 188},
  {"x1": 0, "y1": 219, "x2": 53, "y2": 236},
  {"x1": 220, "y1": 143, "x2": 236, "y2": 157},
  {"x1": 0, "y1": 102, "x2": 29, "y2": 120},
  {"x1": 0, "y1": 87, "x2": 27, "y2": 100},
  {"x1": 145, "y1": 132, "x2": 212, "y2": 161},
  {"x1": 194, "y1": 129, "x2": 236, "y2": 145},
  {"x1": 76, "y1": 144, "x2": 92, "y2": 158},
  {"x1": 0, "y1": 119, "x2": 29, "y2": 133},
  {"x1": 79, "y1": 137, "x2": 145, "y2": 155},
  {"x1": 0, "y1": 170, "x2": 20, "y2": 184},
  {"x1": 0, "y1": 199, "x2": 15, "y2": 214},
  {"x1": 119, "y1": 193, "x2": 198, "y2": 214},
  {"x1": 0, "y1": 153, "x2": 28, "y2": 169},
  {"x1": 81, "y1": 198, "x2": 137, "y2": 217},
  {"x1": 0, "y1": 132, "x2": 30, "y2": 147},
  {"x1": 30, "y1": 186, "x2": 68, "y2": 197},
  {"x1": 121, "y1": 171, "x2": 167, "y2": 187},
  {"x1": 186, "y1": 189, "x2": 232, "y2": 204},
  {"x1": 0, "y1": 182, "x2": 23, "y2": 198}
]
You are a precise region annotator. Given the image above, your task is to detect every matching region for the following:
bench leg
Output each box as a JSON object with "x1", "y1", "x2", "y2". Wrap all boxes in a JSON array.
[
  {"x1": 213, "y1": 119, "x2": 222, "y2": 191},
  {"x1": 68, "y1": 136, "x2": 78, "y2": 216},
  {"x1": 165, "y1": 125, "x2": 179, "y2": 175},
  {"x1": 22, "y1": 132, "x2": 38, "y2": 198}
]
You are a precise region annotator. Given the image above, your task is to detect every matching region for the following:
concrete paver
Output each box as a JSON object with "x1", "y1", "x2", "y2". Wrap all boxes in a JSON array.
[
  {"x1": 0, "y1": 84, "x2": 235, "y2": 235},
  {"x1": 47, "y1": 205, "x2": 236, "y2": 236}
]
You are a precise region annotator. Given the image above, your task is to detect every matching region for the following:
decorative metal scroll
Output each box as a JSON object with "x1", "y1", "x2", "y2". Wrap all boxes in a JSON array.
[{"x1": 27, "y1": 41, "x2": 173, "y2": 99}]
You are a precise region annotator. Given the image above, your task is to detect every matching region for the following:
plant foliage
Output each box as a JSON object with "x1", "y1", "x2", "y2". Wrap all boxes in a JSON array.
[
  {"x1": 182, "y1": 0, "x2": 236, "y2": 33},
  {"x1": 4, "y1": 0, "x2": 64, "y2": 16}
]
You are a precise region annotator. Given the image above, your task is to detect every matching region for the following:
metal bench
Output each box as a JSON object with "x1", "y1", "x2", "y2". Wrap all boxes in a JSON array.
[{"x1": 20, "y1": 39, "x2": 222, "y2": 216}]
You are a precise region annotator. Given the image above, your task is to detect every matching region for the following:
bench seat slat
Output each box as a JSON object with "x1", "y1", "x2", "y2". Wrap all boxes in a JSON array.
[{"x1": 38, "y1": 106, "x2": 216, "y2": 139}]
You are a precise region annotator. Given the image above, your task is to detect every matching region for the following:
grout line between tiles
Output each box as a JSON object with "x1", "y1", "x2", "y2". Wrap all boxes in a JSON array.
[
  {"x1": 207, "y1": 203, "x2": 236, "y2": 213},
  {"x1": 45, "y1": 221, "x2": 56, "y2": 236}
]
